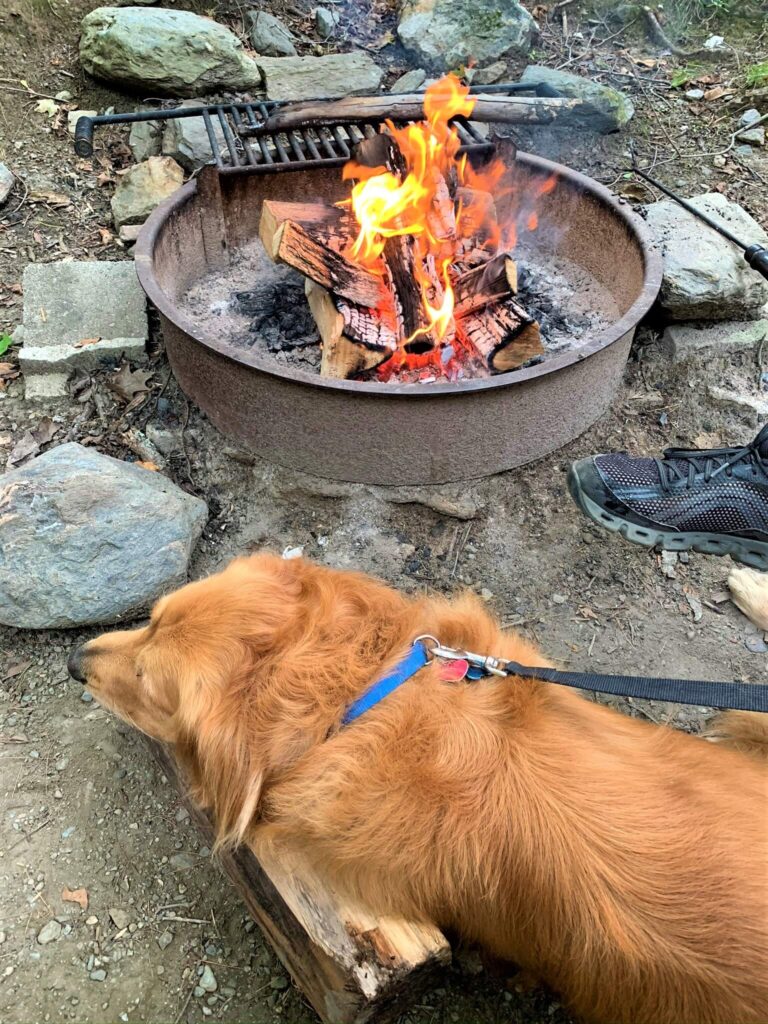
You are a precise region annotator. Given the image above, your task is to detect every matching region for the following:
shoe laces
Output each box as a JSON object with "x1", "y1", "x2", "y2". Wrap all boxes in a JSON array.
[{"x1": 655, "y1": 436, "x2": 767, "y2": 493}]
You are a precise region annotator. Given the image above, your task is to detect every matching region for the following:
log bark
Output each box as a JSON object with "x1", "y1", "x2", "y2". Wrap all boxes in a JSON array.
[
  {"x1": 306, "y1": 280, "x2": 395, "y2": 379},
  {"x1": 454, "y1": 252, "x2": 518, "y2": 317},
  {"x1": 461, "y1": 296, "x2": 544, "y2": 372},
  {"x1": 141, "y1": 736, "x2": 451, "y2": 1024},
  {"x1": 261, "y1": 216, "x2": 386, "y2": 309},
  {"x1": 238, "y1": 94, "x2": 589, "y2": 135}
]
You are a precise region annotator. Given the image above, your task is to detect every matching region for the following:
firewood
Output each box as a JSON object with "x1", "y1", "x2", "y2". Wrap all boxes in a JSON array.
[
  {"x1": 306, "y1": 280, "x2": 395, "y2": 379},
  {"x1": 263, "y1": 218, "x2": 386, "y2": 309},
  {"x1": 259, "y1": 200, "x2": 348, "y2": 259},
  {"x1": 143, "y1": 736, "x2": 451, "y2": 1024},
  {"x1": 455, "y1": 187, "x2": 498, "y2": 257},
  {"x1": 238, "y1": 94, "x2": 590, "y2": 135},
  {"x1": 461, "y1": 296, "x2": 543, "y2": 373},
  {"x1": 454, "y1": 252, "x2": 518, "y2": 317}
]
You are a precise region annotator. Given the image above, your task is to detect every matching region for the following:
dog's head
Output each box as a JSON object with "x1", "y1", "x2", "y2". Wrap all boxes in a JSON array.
[{"x1": 68, "y1": 553, "x2": 305, "y2": 743}]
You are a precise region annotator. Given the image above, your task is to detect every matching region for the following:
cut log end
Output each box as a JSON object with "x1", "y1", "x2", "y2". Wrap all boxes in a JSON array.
[
  {"x1": 306, "y1": 281, "x2": 394, "y2": 379},
  {"x1": 462, "y1": 297, "x2": 544, "y2": 373}
]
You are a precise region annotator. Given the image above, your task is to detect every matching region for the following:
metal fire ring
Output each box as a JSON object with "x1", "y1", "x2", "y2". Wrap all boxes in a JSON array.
[{"x1": 134, "y1": 148, "x2": 662, "y2": 485}]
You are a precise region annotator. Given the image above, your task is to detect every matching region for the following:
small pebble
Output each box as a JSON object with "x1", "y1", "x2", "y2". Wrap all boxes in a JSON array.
[
  {"x1": 80, "y1": 691, "x2": 93, "y2": 703},
  {"x1": 90, "y1": 969, "x2": 107, "y2": 982},
  {"x1": 270, "y1": 975, "x2": 289, "y2": 991},
  {"x1": 37, "y1": 920, "x2": 62, "y2": 945},
  {"x1": 199, "y1": 965, "x2": 218, "y2": 993},
  {"x1": 552, "y1": 594, "x2": 567, "y2": 605},
  {"x1": 157, "y1": 929, "x2": 174, "y2": 950}
]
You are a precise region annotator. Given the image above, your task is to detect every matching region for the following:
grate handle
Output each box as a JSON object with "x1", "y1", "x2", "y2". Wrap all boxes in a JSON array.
[{"x1": 74, "y1": 115, "x2": 96, "y2": 157}]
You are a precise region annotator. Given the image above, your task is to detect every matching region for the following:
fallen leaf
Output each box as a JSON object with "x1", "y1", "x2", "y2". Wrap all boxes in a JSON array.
[
  {"x1": 97, "y1": 227, "x2": 113, "y2": 245},
  {"x1": 35, "y1": 97, "x2": 59, "y2": 118},
  {"x1": 4, "y1": 660, "x2": 32, "y2": 679},
  {"x1": 618, "y1": 180, "x2": 652, "y2": 201},
  {"x1": 95, "y1": 172, "x2": 114, "y2": 188},
  {"x1": 633, "y1": 57, "x2": 659, "y2": 68},
  {"x1": 369, "y1": 30, "x2": 394, "y2": 49},
  {"x1": 0, "y1": 362, "x2": 16, "y2": 375},
  {"x1": 704, "y1": 85, "x2": 729, "y2": 101},
  {"x1": 135, "y1": 460, "x2": 160, "y2": 471},
  {"x1": 9, "y1": 283, "x2": 22, "y2": 294},
  {"x1": 7, "y1": 432, "x2": 40, "y2": 466},
  {"x1": 74, "y1": 337, "x2": 101, "y2": 349},
  {"x1": 61, "y1": 887, "x2": 88, "y2": 910},
  {"x1": 28, "y1": 190, "x2": 71, "y2": 208},
  {"x1": 31, "y1": 416, "x2": 59, "y2": 446},
  {"x1": 109, "y1": 364, "x2": 153, "y2": 403}
]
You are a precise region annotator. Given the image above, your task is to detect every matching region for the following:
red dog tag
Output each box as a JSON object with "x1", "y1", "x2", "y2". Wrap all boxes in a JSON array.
[{"x1": 439, "y1": 658, "x2": 470, "y2": 682}]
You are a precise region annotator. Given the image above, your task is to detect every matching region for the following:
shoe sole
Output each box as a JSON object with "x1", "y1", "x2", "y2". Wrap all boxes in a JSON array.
[{"x1": 567, "y1": 465, "x2": 768, "y2": 571}]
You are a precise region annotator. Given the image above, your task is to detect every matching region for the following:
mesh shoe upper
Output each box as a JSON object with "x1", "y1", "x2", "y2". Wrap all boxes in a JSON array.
[{"x1": 593, "y1": 426, "x2": 768, "y2": 539}]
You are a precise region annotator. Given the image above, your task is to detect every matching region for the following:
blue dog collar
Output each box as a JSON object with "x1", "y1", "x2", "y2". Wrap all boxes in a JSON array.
[{"x1": 341, "y1": 640, "x2": 431, "y2": 727}]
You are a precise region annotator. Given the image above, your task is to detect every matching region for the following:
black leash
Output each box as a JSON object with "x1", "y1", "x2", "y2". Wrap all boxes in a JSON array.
[
  {"x1": 418, "y1": 637, "x2": 768, "y2": 714},
  {"x1": 503, "y1": 662, "x2": 768, "y2": 713}
]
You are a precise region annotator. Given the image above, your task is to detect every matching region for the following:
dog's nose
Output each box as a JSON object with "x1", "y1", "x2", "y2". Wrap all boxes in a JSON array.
[{"x1": 67, "y1": 646, "x2": 87, "y2": 683}]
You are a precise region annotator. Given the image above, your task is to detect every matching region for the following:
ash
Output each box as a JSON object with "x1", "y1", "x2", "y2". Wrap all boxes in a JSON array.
[{"x1": 181, "y1": 239, "x2": 616, "y2": 382}]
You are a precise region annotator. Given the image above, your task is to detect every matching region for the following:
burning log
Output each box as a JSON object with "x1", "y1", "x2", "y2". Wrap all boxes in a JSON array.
[
  {"x1": 454, "y1": 252, "x2": 518, "y2": 317},
  {"x1": 462, "y1": 296, "x2": 543, "y2": 372},
  {"x1": 259, "y1": 203, "x2": 386, "y2": 309},
  {"x1": 305, "y1": 280, "x2": 396, "y2": 379}
]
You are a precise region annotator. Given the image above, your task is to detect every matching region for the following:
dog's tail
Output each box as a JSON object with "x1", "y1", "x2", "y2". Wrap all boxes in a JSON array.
[{"x1": 705, "y1": 710, "x2": 768, "y2": 762}]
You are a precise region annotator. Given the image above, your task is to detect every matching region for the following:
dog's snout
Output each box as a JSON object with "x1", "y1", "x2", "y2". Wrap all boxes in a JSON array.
[{"x1": 67, "y1": 646, "x2": 87, "y2": 684}]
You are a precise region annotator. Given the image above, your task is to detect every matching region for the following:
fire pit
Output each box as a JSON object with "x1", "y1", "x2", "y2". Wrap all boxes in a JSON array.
[{"x1": 134, "y1": 92, "x2": 661, "y2": 485}]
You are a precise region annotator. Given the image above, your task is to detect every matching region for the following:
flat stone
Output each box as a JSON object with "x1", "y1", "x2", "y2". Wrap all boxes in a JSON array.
[
  {"x1": 661, "y1": 319, "x2": 768, "y2": 362},
  {"x1": 89, "y1": 969, "x2": 107, "y2": 982},
  {"x1": 245, "y1": 10, "x2": 297, "y2": 57},
  {"x1": 24, "y1": 372, "x2": 69, "y2": 401},
  {"x1": 18, "y1": 261, "x2": 147, "y2": 389},
  {"x1": 111, "y1": 155, "x2": 184, "y2": 229},
  {"x1": 256, "y1": 52, "x2": 383, "y2": 102},
  {"x1": 170, "y1": 852, "x2": 196, "y2": 871},
  {"x1": 472, "y1": 61, "x2": 508, "y2": 85},
  {"x1": 37, "y1": 921, "x2": 62, "y2": 944},
  {"x1": 314, "y1": 6, "x2": 340, "y2": 37},
  {"x1": 685, "y1": 88, "x2": 705, "y2": 101},
  {"x1": 740, "y1": 108, "x2": 761, "y2": 127},
  {"x1": 199, "y1": 965, "x2": 218, "y2": 993},
  {"x1": 738, "y1": 126, "x2": 765, "y2": 146},
  {"x1": 80, "y1": 7, "x2": 261, "y2": 96},
  {"x1": 643, "y1": 193, "x2": 768, "y2": 321},
  {"x1": 109, "y1": 908, "x2": 130, "y2": 930},
  {"x1": 161, "y1": 101, "x2": 226, "y2": 172},
  {"x1": 708, "y1": 386, "x2": 768, "y2": 425},
  {"x1": 0, "y1": 163, "x2": 14, "y2": 206},
  {"x1": 389, "y1": 68, "x2": 427, "y2": 93},
  {"x1": 157, "y1": 929, "x2": 174, "y2": 949},
  {"x1": 398, "y1": 0, "x2": 535, "y2": 72},
  {"x1": 0, "y1": 443, "x2": 207, "y2": 628},
  {"x1": 118, "y1": 224, "x2": 142, "y2": 245},
  {"x1": 128, "y1": 117, "x2": 163, "y2": 162},
  {"x1": 520, "y1": 65, "x2": 634, "y2": 131}
]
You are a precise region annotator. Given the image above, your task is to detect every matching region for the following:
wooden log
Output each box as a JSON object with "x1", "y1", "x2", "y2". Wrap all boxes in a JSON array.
[
  {"x1": 262, "y1": 217, "x2": 386, "y2": 309},
  {"x1": 259, "y1": 200, "x2": 349, "y2": 257},
  {"x1": 142, "y1": 736, "x2": 451, "y2": 1024},
  {"x1": 238, "y1": 94, "x2": 590, "y2": 135},
  {"x1": 306, "y1": 280, "x2": 395, "y2": 379},
  {"x1": 461, "y1": 296, "x2": 544, "y2": 373},
  {"x1": 454, "y1": 252, "x2": 518, "y2": 317}
]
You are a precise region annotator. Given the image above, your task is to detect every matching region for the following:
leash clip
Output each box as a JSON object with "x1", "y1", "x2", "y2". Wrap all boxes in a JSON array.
[{"x1": 414, "y1": 635, "x2": 509, "y2": 677}]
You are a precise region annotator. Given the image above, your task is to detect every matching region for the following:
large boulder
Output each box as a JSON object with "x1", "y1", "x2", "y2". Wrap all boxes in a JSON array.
[
  {"x1": 643, "y1": 193, "x2": 768, "y2": 321},
  {"x1": 0, "y1": 443, "x2": 207, "y2": 629},
  {"x1": 397, "y1": 0, "x2": 535, "y2": 71},
  {"x1": 111, "y1": 155, "x2": 183, "y2": 229},
  {"x1": 256, "y1": 52, "x2": 384, "y2": 102},
  {"x1": 519, "y1": 65, "x2": 634, "y2": 131},
  {"x1": 79, "y1": 7, "x2": 262, "y2": 96}
]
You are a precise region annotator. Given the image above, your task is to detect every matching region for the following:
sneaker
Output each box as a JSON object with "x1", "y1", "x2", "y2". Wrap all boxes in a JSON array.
[{"x1": 568, "y1": 425, "x2": 768, "y2": 570}]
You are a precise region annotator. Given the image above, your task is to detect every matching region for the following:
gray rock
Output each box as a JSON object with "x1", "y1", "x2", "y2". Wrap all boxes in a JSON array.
[
  {"x1": 314, "y1": 6, "x2": 340, "y2": 37},
  {"x1": 37, "y1": 921, "x2": 62, "y2": 944},
  {"x1": 170, "y1": 852, "x2": 196, "y2": 871},
  {"x1": 111, "y1": 155, "x2": 184, "y2": 229},
  {"x1": 79, "y1": 7, "x2": 261, "y2": 96},
  {"x1": 109, "y1": 908, "x2": 130, "y2": 930},
  {"x1": 740, "y1": 108, "x2": 761, "y2": 127},
  {"x1": 520, "y1": 65, "x2": 634, "y2": 131},
  {"x1": 708, "y1": 385, "x2": 768, "y2": 425},
  {"x1": 661, "y1": 319, "x2": 768, "y2": 362},
  {"x1": 397, "y1": 0, "x2": 535, "y2": 72},
  {"x1": 739, "y1": 126, "x2": 765, "y2": 146},
  {"x1": 128, "y1": 118, "x2": 163, "y2": 162},
  {"x1": 389, "y1": 68, "x2": 427, "y2": 93},
  {"x1": 89, "y1": 969, "x2": 107, "y2": 982},
  {"x1": 0, "y1": 163, "x2": 14, "y2": 206},
  {"x1": 473, "y1": 61, "x2": 508, "y2": 85},
  {"x1": 199, "y1": 965, "x2": 218, "y2": 993},
  {"x1": 256, "y1": 52, "x2": 383, "y2": 102},
  {"x1": 245, "y1": 10, "x2": 297, "y2": 57},
  {"x1": 161, "y1": 100, "x2": 226, "y2": 172},
  {"x1": 643, "y1": 193, "x2": 768, "y2": 321},
  {"x1": 0, "y1": 443, "x2": 207, "y2": 628},
  {"x1": 18, "y1": 261, "x2": 147, "y2": 393},
  {"x1": 157, "y1": 929, "x2": 174, "y2": 949},
  {"x1": 685, "y1": 88, "x2": 705, "y2": 101}
]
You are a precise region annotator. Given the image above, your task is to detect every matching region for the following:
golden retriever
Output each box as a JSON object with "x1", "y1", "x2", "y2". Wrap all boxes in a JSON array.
[{"x1": 68, "y1": 553, "x2": 768, "y2": 1024}]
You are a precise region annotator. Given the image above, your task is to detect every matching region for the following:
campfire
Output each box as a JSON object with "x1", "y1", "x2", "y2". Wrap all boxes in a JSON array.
[{"x1": 257, "y1": 75, "x2": 547, "y2": 382}]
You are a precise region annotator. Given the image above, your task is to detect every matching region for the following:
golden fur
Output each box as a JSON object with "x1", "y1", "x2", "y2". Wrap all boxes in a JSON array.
[{"x1": 73, "y1": 553, "x2": 768, "y2": 1024}]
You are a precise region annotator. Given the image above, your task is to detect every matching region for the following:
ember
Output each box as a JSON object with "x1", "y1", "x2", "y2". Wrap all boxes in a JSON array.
[{"x1": 256, "y1": 74, "x2": 554, "y2": 382}]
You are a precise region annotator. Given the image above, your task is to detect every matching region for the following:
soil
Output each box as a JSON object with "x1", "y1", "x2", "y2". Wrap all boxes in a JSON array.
[{"x1": 1, "y1": 3, "x2": 767, "y2": 1024}]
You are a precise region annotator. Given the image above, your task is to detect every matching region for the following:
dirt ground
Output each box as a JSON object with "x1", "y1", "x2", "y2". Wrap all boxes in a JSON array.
[{"x1": 1, "y1": 2, "x2": 767, "y2": 1023}]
